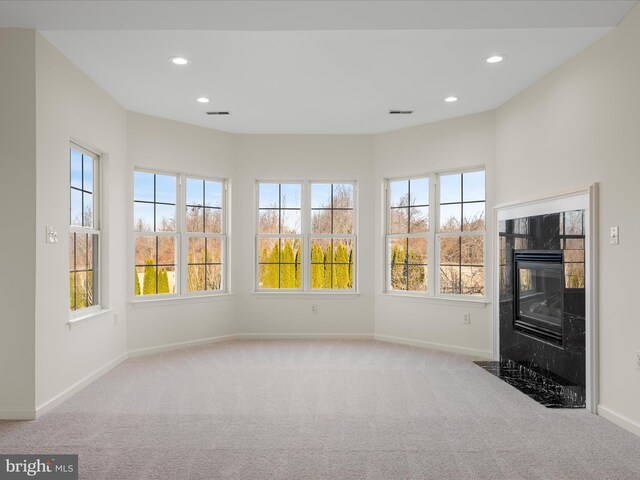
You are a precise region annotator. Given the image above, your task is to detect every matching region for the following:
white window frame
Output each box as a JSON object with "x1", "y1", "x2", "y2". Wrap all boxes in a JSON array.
[
  {"x1": 132, "y1": 169, "x2": 229, "y2": 302},
  {"x1": 255, "y1": 180, "x2": 358, "y2": 294},
  {"x1": 69, "y1": 142, "x2": 101, "y2": 318},
  {"x1": 384, "y1": 167, "x2": 486, "y2": 301},
  {"x1": 182, "y1": 175, "x2": 228, "y2": 296}
]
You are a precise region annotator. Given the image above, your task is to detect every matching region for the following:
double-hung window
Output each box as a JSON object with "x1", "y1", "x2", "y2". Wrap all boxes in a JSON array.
[
  {"x1": 133, "y1": 170, "x2": 227, "y2": 299},
  {"x1": 69, "y1": 144, "x2": 100, "y2": 312},
  {"x1": 256, "y1": 181, "x2": 356, "y2": 292},
  {"x1": 385, "y1": 169, "x2": 485, "y2": 298}
]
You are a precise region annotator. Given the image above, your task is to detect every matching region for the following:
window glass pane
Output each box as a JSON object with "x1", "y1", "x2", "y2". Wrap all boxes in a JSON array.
[
  {"x1": 410, "y1": 206, "x2": 429, "y2": 233},
  {"x1": 258, "y1": 238, "x2": 279, "y2": 263},
  {"x1": 281, "y1": 210, "x2": 301, "y2": 234},
  {"x1": 187, "y1": 265, "x2": 205, "y2": 292},
  {"x1": 409, "y1": 177, "x2": 429, "y2": 206},
  {"x1": 311, "y1": 209, "x2": 332, "y2": 234},
  {"x1": 333, "y1": 209, "x2": 353, "y2": 235},
  {"x1": 186, "y1": 206, "x2": 203, "y2": 233},
  {"x1": 155, "y1": 204, "x2": 176, "y2": 232},
  {"x1": 206, "y1": 238, "x2": 222, "y2": 263},
  {"x1": 565, "y1": 263, "x2": 585, "y2": 288},
  {"x1": 83, "y1": 155, "x2": 93, "y2": 193},
  {"x1": 463, "y1": 171, "x2": 484, "y2": 202},
  {"x1": 206, "y1": 265, "x2": 223, "y2": 291},
  {"x1": 440, "y1": 204, "x2": 461, "y2": 232},
  {"x1": 82, "y1": 191, "x2": 93, "y2": 228},
  {"x1": 389, "y1": 180, "x2": 408, "y2": 208},
  {"x1": 134, "y1": 172, "x2": 154, "y2": 201},
  {"x1": 390, "y1": 207, "x2": 409, "y2": 234},
  {"x1": 205, "y1": 180, "x2": 223, "y2": 208},
  {"x1": 463, "y1": 202, "x2": 485, "y2": 231},
  {"x1": 134, "y1": 236, "x2": 155, "y2": 266},
  {"x1": 440, "y1": 266, "x2": 461, "y2": 294},
  {"x1": 70, "y1": 189, "x2": 82, "y2": 226},
  {"x1": 461, "y1": 237, "x2": 484, "y2": 266},
  {"x1": 461, "y1": 266, "x2": 484, "y2": 295},
  {"x1": 407, "y1": 238, "x2": 427, "y2": 265},
  {"x1": 70, "y1": 149, "x2": 83, "y2": 189},
  {"x1": 310, "y1": 238, "x2": 329, "y2": 289},
  {"x1": 280, "y1": 184, "x2": 301, "y2": 208},
  {"x1": 408, "y1": 265, "x2": 427, "y2": 291},
  {"x1": 186, "y1": 178, "x2": 203, "y2": 206},
  {"x1": 388, "y1": 237, "x2": 407, "y2": 291},
  {"x1": 258, "y1": 209, "x2": 279, "y2": 234},
  {"x1": 134, "y1": 203, "x2": 154, "y2": 231},
  {"x1": 311, "y1": 184, "x2": 331, "y2": 209},
  {"x1": 204, "y1": 208, "x2": 222, "y2": 234},
  {"x1": 157, "y1": 236, "x2": 176, "y2": 266},
  {"x1": 440, "y1": 174, "x2": 462, "y2": 204},
  {"x1": 309, "y1": 238, "x2": 352, "y2": 290},
  {"x1": 333, "y1": 184, "x2": 354, "y2": 209},
  {"x1": 155, "y1": 175, "x2": 176, "y2": 204},
  {"x1": 75, "y1": 233, "x2": 88, "y2": 270},
  {"x1": 188, "y1": 237, "x2": 206, "y2": 264},
  {"x1": 440, "y1": 236, "x2": 461, "y2": 265},
  {"x1": 259, "y1": 184, "x2": 279, "y2": 208}
]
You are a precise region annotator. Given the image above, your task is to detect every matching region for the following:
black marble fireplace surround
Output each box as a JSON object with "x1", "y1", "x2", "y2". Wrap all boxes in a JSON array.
[{"x1": 478, "y1": 210, "x2": 586, "y2": 408}]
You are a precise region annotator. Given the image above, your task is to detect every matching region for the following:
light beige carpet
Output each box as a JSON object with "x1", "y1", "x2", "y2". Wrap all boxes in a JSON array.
[{"x1": 1, "y1": 339, "x2": 640, "y2": 479}]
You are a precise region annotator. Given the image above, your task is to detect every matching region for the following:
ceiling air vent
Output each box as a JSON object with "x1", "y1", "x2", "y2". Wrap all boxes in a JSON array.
[
  {"x1": 206, "y1": 111, "x2": 230, "y2": 115},
  {"x1": 388, "y1": 110, "x2": 413, "y2": 115}
]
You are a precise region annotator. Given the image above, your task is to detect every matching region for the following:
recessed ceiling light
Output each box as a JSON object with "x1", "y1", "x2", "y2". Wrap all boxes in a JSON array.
[
  {"x1": 196, "y1": 97, "x2": 210, "y2": 103},
  {"x1": 486, "y1": 55, "x2": 505, "y2": 64},
  {"x1": 170, "y1": 57, "x2": 190, "y2": 65},
  {"x1": 444, "y1": 96, "x2": 458, "y2": 103}
]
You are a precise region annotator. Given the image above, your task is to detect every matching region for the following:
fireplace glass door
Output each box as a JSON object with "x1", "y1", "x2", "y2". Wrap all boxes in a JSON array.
[{"x1": 514, "y1": 251, "x2": 563, "y2": 344}]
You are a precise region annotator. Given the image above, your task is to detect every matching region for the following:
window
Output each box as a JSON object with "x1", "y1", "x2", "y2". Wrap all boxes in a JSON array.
[
  {"x1": 437, "y1": 171, "x2": 485, "y2": 296},
  {"x1": 256, "y1": 181, "x2": 356, "y2": 292},
  {"x1": 385, "y1": 169, "x2": 485, "y2": 298},
  {"x1": 185, "y1": 178, "x2": 225, "y2": 292},
  {"x1": 133, "y1": 170, "x2": 227, "y2": 298},
  {"x1": 69, "y1": 144, "x2": 100, "y2": 312},
  {"x1": 310, "y1": 183, "x2": 355, "y2": 290},
  {"x1": 387, "y1": 177, "x2": 429, "y2": 292}
]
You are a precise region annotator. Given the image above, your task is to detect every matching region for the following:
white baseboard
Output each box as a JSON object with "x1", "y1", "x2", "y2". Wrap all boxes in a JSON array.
[
  {"x1": 237, "y1": 333, "x2": 374, "y2": 340},
  {"x1": 374, "y1": 334, "x2": 492, "y2": 359},
  {"x1": 35, "y1": 352, "x2": 128, "y2": 418},
  {"x1": 0, "y1": 407, "x2": 36, "y2": 420},
  {"x1": 598, "y1": 404, "x2": 640, "y2": 438},
  {"x1": 127, "y1": 334, "x2": 239, "y2": 357}
]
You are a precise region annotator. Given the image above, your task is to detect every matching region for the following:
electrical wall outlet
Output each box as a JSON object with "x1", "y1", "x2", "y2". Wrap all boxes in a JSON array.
[
  {"x1": 311, "y1": 304, "x2": 318, "y2": 314},
  {"x1": 635, "y1": 351, "x2": 640, "y2": 371},
  {"x1": 463, "y1": 313, "x2": 471, "y2": 324}
]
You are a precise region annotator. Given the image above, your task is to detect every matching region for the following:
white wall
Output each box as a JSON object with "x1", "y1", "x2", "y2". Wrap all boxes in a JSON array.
[
  {"x1": 126, "y1": 113, "x2": 237, "y2": 352},
  {"x1": 0, "y1": 29, "x2": 37, "y2": 418},
  {"x1": 34, "y1": 33, "x2": 128, "y2": 411},
  {"x1": 374, "y1": 112, "x2": 496, "y2": 357},
  {"x1": 495, "y1": 4, "x2": 640, "y2": 430},
  {"x1": 234, "y1": 135, "x2": 375, "y2": 336}
]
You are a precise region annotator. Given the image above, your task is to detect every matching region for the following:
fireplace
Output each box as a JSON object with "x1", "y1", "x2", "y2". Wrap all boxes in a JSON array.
[
  {"x1": 514, "y1": 251, "x2": 563, "y2": 345},
  {"x1": 475, "y1": 210, "x2": 587, "y2": 408}
]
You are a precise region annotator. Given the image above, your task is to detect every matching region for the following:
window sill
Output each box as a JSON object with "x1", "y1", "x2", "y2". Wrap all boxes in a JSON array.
[
  {"x1": 130, "y1": 293, "x2": 233, "y2": 308},
  {"x1": 252, "y1": 292, "x2": 361, "y2": 299},
  {"x1": 67, "y1": 308, "x2": 114, "y2": 329},
  {"x1": 379, "y1": 293, "x2": 488, "y2": 308}
]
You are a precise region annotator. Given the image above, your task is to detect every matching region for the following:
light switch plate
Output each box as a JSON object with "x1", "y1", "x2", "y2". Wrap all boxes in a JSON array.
[
  {"x1": 46, "y1": 226, "x2": 58, "y2": 244},
  {"x1": 610, "y1": 226, "x2": 619, "y2": 245}
]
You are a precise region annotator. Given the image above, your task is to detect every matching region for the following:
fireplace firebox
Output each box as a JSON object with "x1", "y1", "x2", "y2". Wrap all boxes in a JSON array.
[{"x1": 514, "y1": 251, "x2": 563, "y2": 345}]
